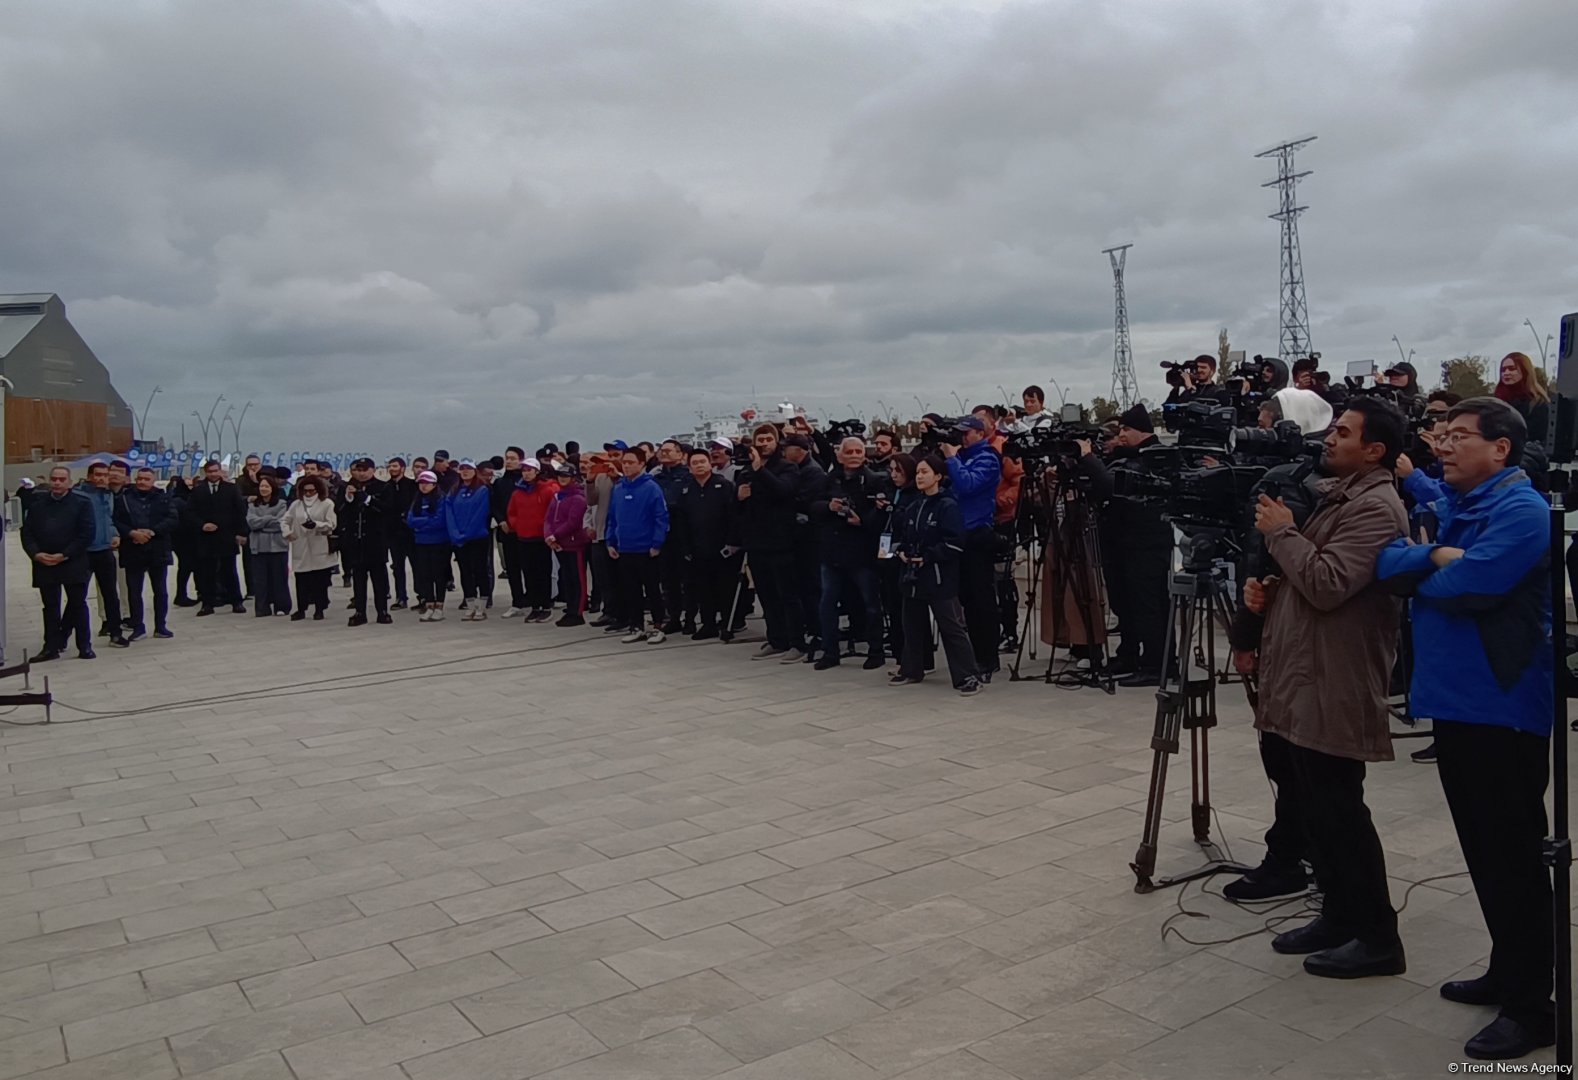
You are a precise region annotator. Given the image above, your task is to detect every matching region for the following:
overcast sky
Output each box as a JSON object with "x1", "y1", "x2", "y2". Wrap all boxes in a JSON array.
[{"x1": 3, "y1": 0, "x2": 1575, "y2": 452}]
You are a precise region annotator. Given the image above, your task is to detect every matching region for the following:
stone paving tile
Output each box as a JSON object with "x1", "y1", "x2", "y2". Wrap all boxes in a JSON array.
[{"x1": 2, "y1": 547, "x2": 1555, "y2": 1079}]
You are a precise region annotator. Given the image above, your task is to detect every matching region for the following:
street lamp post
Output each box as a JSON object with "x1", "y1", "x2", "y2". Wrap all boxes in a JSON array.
[
  {"x1": 949, "y1": 391, "x2": 966, "y2": 413},
  {"x1": 912, "y1": 394, "x2": 928, "y2": 416},
  {"x1": 996, "y1": 384, "x2": 1014, "y2": 407},
  {"x1": 228, "y1": 400, "x2": 253, "y2": 455},
  {"x1": 135, "y1": 385, "x2": 162, "y2": 444},
  {"x1": 1390, "y1": 336, "x2": 1411, "y2": 367},
  {"x1": 1044, "y1": 378, "x2": 1067, "y2": 407},
  {"x1": 1525, "y1": 319, "x2": 1554, "y2": 372},
  {"x1": 202, "y1": 395, "x2": 225, "y2": 458},
  {"x1": 216, "y1": 405, "x2": 235, "y2": 461}
]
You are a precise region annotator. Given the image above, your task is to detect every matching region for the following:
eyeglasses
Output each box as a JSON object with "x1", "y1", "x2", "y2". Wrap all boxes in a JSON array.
[{"x1": 1437, "y1": 430, "x2": 1492, "y2": 447}]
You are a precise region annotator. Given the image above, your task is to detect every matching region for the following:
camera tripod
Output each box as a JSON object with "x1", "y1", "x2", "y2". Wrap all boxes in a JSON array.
[{"x1": 1131, "y1": 548, "x2": 1251, "y2": 892}]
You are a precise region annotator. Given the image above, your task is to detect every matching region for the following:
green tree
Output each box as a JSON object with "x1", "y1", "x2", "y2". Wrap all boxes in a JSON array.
[
  {"x1": 1218, "y1": 328, "x2": 1231, "y2": 368},
  {"x1": 1439, "y1": 355, "x2": 1492, "y2": 398},
  {"x1": 1089, "y1": 396, "x2": 1121, "y2": 422}
]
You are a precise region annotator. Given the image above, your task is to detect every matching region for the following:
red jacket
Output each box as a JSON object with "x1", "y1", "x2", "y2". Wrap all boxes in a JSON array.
[{"x1": 506, "y1": 480, "x2": 559, "y2": 540}]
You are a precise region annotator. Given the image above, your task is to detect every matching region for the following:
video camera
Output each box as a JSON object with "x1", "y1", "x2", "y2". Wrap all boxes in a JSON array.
[
  {"x1": 825, "y1": 418, "x2": 867, "y2": 443},
  {"x1": 1003, "y1": 403, "x2": 1098, "y2": 465},
  {"x1": 916, "y1": 417, "x2": 970, "y2": 452}
]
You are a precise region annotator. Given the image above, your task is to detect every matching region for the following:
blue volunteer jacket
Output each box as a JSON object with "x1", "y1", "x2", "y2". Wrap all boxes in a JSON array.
[
  {"x1": 444, "y1": 484, "x2": 493, "y2": 545},
  {"x1": 944, "y1": 441, "x2": 1000, "y2": 531},
  {"x1": 1376, "y1": 467, "x2": 1552, "y2": 736},
  {"x1": 605, "y1": 472, "x2": 669, "y2": 553},
  {"x1": 407, "y1": 494, "x2": 451, "y2": 546}
]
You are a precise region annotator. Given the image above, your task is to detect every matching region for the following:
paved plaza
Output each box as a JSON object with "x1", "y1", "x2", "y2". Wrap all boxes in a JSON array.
[{"x1": 0, "y1": 538, "x2": 1563, "y2": 1079}]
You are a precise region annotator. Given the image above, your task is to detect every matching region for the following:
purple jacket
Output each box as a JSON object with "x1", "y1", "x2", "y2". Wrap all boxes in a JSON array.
[{"x1": 544, "y1": 482, "x2": 590, "y2": 552}]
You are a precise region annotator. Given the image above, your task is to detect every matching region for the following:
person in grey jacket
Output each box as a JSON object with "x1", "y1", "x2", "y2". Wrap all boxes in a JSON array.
[{"x1": 245, "y1": 474, "x2": 292, "y2": 617}]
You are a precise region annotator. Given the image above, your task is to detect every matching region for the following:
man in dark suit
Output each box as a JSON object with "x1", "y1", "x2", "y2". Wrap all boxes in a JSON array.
[
  {"x1": 184, "y1": 459, "x2": 248, "y2": 615},
  {"x1": 21, "y1": 466, "x2": 97, "y2": 661}
]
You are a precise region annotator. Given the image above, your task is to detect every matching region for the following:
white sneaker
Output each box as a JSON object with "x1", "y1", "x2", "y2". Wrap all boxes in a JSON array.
[
  {"x1": 621, "y1": 629, "x2": 646, "y2": 644},
  {"x1": 778, "y1": 648, "x2": 805, "y2": 664},
  {"x1": 418, "y1": 609, "x2": 432, "y2": 622},
  {"x1": 752, "y1": 647, "x2": 787, "y2": 661},
  {"x1": 501, "y1": 607, "x2": 523, "y2": 619},
  {"x1": 646, "y1": 629, "x2": 666, "y2": 644},
  {"x1": 429, "y1": 609, "x2": 445, "y2": 621}
]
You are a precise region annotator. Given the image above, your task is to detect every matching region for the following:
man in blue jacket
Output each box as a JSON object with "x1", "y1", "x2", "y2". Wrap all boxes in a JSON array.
[
  {"x1": 76, "y1": 462, "x2": 129, "y2": 648},
  {"x1": 1377, "y1": 397, "x2": 1554, "y2": 1061},
  {"x1": 606, "y1": 447, "x2": 670, "y2": 645},
  {"x1": 940, "y1": 416, "x2": 1003, "y2": 678}
]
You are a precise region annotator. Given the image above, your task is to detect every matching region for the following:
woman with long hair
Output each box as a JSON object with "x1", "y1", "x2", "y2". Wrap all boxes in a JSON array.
[
  {"x1": 407, "y1": 470, "x2": 451, "y2": 621},
  {"x1": 245, "y1": 474, "x2": 292, "y2": 617},
  {"x1": 877, "y1": 453, "x2": 921, "y2": 666},
  {"x1": 544, "y1": 464, "x2": 592, "y2": 627},
  {"x1": 282, "y1": 474, "x2": 337, "y2": 620},
  {"x1": 1495, "y1": 351, "x2": 1550, "y2": 449},
  {"x1": 445, "y1": 460, "x2": 494, "y2": 620},
  {"x1": 167, "y1": 474, "x2": 200, "y2": 607},
  {"x1": 891, "y1": 455, "x2": 983, "y2": 695}
]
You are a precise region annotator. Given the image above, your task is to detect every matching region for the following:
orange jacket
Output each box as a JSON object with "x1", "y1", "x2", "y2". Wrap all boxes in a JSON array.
[
  {"x1": 991, "y1": 433, "x2": 1021, "y2": 525},
  {"x1": 506, "y1": 480, "x2": 559, "y2": 540}
]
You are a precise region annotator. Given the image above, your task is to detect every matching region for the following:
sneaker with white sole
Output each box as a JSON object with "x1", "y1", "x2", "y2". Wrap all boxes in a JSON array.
[
  {"x1": 501, "y1": 607, "x2": 523, "y2": 619},
  {"x1": 778, "y1": 648, "x2": 805, "y2": 664},
  {"x1": 646, "y1": 629, "x2": 666, "y2": 644},
  {"x1": 752, "y1": 647, "x2": 788, "y2": 661},
  {"x1": 428, "y1": 609, "x2": 445, "y2": 621},
  {"x1": 621, "y1": 629, "x2": 647, "y2": 644}
]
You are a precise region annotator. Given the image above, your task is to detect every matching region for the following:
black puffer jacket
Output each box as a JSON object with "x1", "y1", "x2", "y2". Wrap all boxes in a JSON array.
[
  {"x1": 113, "y1": 487, "x2": 179, "y2": 567},
  {"x1": 894, "y1": 491, "x2": 965, "y2": 600},
  {"x1": 811, "y1": 465, "x2": 883, "y2": 567},
  {"x1": 737, "y1": 453, "x2": 799, "y2": 553},
  {"x1": 336, "y1": 478, "x2": 388, "y2": 563},
  {"x1": 673, "y1": 474, "x2": 738, "y2": 558},
  {"x1": 21, "y1": 490, "x2": 95, "y2": 586}
]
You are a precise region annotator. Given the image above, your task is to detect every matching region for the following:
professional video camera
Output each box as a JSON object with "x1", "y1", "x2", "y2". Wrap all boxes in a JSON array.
[
  {"x1": 1003, "y1": 403, "x2": 1098, "y2": 464},
  {"x1": 824, "y1": 418, "x2": 867, "y2": 443},
  {"x1": 916, "y1": 417, "x2": 969, "y2": 452}
]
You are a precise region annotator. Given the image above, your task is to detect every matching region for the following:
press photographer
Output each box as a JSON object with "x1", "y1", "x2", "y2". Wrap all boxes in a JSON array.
[
  {"x1": 1241, "y1": 396, "x2": 1409, "y2": 981},
  {"x1": 1101, "y1": 404, "x2": 1174, "y2": 685},
  {"x1": 810, "y1": 436, "x2": 886, "y2": 670},
  {"x1": 939, "y1": 416, "x2": 1005, "y2": 679},
  {"x1": 1163, "y1": 354, "x2": 1226, "y2": 405}
]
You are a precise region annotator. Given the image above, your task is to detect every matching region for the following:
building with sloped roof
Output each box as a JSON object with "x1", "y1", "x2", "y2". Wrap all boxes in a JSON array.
[{"x1": 0, "y1": 293, "x2": 133, "y2": 463}]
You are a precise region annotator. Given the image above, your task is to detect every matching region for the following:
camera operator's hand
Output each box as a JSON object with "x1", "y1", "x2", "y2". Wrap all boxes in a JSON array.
[
  {"x1": 1244, "y1": 576, "x2": 1279, "y2": 614},
  {"x1": 1181, "y1": 368, "x2": 1195, "y2": 390},
  {"x1": 829, "y1": 497, "x2": 845, "y2": 513},
  {"x1": 940, "y1": 442, "x2": 959, "y2": 459},
  {"x1": 1233, "y1": 649, "x2": 1258, "y2": 675},
  {"x1": 1254, "y1": 494, "x2": 1294, "y2": 535},
  {"x1": 1430, "y1": 545, "x2": 1465, "y2": 568},
  {"x1": 1073, "y1": 439, "x2": 1092, "y2": 457},
  {"x1": 1395, "y1": 453, "x2": 1414, "y2": 479}
]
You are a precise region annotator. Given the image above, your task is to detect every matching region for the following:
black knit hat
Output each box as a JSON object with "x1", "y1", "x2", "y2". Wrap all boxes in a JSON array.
[{"x1": 1119, "y1": 404, "x2": 1154, "y2": 434}]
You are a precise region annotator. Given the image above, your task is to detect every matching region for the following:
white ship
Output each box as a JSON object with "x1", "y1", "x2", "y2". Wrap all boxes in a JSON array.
[{"x1": 685, "y1": 402, "x2": 822, "y2": 447}]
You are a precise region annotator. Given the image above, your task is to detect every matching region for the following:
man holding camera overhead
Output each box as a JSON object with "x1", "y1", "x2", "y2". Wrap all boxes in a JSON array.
[
  {"x1": 1243, "y1": 396, "x2": 1409, "y2": 981},
  {"x1": 940, "y1": 416, "x2": 1004, "y2": 680}
]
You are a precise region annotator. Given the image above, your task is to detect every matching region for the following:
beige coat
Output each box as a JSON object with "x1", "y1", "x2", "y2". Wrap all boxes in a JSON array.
[
  {"x1": 282, "y1": 496, "x2": 339, "y2": 574},
  {"x1": 1255, "y1": 468, "x2": 1407, "y2": 762}
]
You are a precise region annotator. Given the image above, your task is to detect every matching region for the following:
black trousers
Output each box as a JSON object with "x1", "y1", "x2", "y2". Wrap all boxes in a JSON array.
[
  {"x1": 1285, "y1": 737, "x2": 1397, "y2": 947},
  {"x1": 521, "y1": 539, "x2": 553, "y2": 610},
  {"x1": 197, "y1": 542, "x2": 242, "y2": 609},
  {"x1": 124, "y1": 563, "x2": 170, "y2": 634},
  {"x1": 878, "y1": 557, "x2": 905, "y2": 653},
  {"x1": 588, "y1": 541, "x2": 614, "y2": 615},
  {"x1": 961, "y1": 526, "x2": 1000, "y2": 673},
  {"x1": 1109, "y1": 544, "x2": 1170, "y2": 670},
  {"x1": 388, "y1": 534, "x2": 412, "y2": 604},
  {"x1": 555, "y1": 548, "x2": 587, "y2": 615},
  {"x1": 175, "y1": 542, "x2": 197, "y2": 601},
  {"x1": 349, "y1": 553, "x2": 390, "y2": 617},
  {"x1": 660, "y1": 546, "x2": 687, "y2": 628},
  {"x1": 995, "y1": 523, "x2": 1020, "y2": 645},
  {"x1": 500, "y1": 532, "x2": 527, "y2": 608},
  {"x1": 1257, "y1": 731, "x2": 1309, "y2": 869},
  {"x1": 899, "y1": 593, "x2": 977, "y2": 687},
  {"x1": 294, "y1": 569, "x2": 332, "y2": 614},
  {"x1": 687, "y1": 556, "x2": 734, "y2": 633},
  {"x1": 241, "y1": 545, "x2": 255, "y2": 598},
  {"x1": 456, "y1": 538, "x2": 492, "y2": 601},
  {"x1": 412, "y1": 544, "x2": 449, "y2": 606},
  {"x1": 751, "y1": 549, "x2": 802, "y2": 651},
  {"x1": 614, "y1": 551, "x2": 664, "y2": 629},
  {"x1": 819, "y1": 563, "x2": 883, "y2": 659},
  {"x1": 1436, "y1": 720, "x2": 1555, "y2": 1026},
  {"x1": 89, "y1": 550, "x2": 122, "y2": 634},
  {"x1": 39, "y1": 581, "x2": 91, "y2": 654},
  {"x1": 249, "y1": 552, "x2": 291, "y2": 616},
  {"x1": 794, "y1": 539, "x2": 821, "y2": 649}
]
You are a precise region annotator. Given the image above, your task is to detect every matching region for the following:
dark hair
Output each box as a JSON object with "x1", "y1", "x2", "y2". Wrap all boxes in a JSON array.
[
  {"x1": 1291, "y1": 356, "x2": 1319, "y2": 375},
  {"x1": 301, "y1": 458, "x2": 318, "y2": 468},
  {"x1": 1341, "y1": 397, "x2": 1407, "y2": 470},
  {"x1": 661, "y1": 438, "x2": 683, "y2": 451},
  {"x1": 506, "y1": 446, "x2": 525, "y2": 459},
  {"x1": 111, "y1": 459, "x2": 131, "y2": 472},
  {"x1": 1448, "y1": 397, "x2": 1527, "y2": 466},
  {"x1": 622, "y1": 447, "x2": 648, "y2": 464},
  {"x1": 1022, "y1": 385, "x2": 1044, "y2": 403},
  {"x1": 565, "y1": 441, "x2": 580, "y2": 455},
  {"x1": 1427, "y1": 390, "x2": 1462, "y2": 407},
  {"x1": 915, "y1": 454, "x2": 946, "y2": 484},
  {"x1": 256, "y1": 474, "x2": 280, "y2": 504},
  {"x1": 135, "y1": 466, "x2": 154, "y2": 475},
  {"x1": 687, "y1": 448, "x2": 710, "y2": 461},
  {"x1": 387, "y1": 456, "x2": 407, "y2": 467},
  {"x1": 274, "y1": 466, "x2": 291, "y2": 480},
  {"x1": 88, "y1": 461, "x2": 108, "y2": 474},
  {"x1": 888, "y1": 452, "x2": 917, "y2": 488},
  {"x1": 970, "y1": 404, "x2": 994, "y2": 417},
  {"x1": 296, "y1": 475, "x2": 326, "y2": 499}
]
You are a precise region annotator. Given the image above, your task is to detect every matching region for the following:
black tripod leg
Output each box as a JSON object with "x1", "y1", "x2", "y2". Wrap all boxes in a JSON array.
[{"x1": 1132, "y1": 591, "x2": 1187, "y2": 892}]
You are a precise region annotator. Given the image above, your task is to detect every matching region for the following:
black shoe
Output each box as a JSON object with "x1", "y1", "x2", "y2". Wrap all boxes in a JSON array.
[
  {"x1": 889, "y1": 673, "x2": 920, "y2": 686},
  {"x1": 691, "y1": 627, "x2": 718, "y2": 641},
  {"x1": 527, "y1": 609, "x2": 552, "y2": 623},
  {"x1": 556, "y1": 614, "x2": 586, "y2": 627},
  {"x1": 1464, "y1": 1015, "x2": 1555, "y2": 1061},
  {"x1": 32, "y1": 649, "x2": 61, "y2": 663},
  {"x1": 376, "y1": 613, "x2": 393, "y2": 625},
  {"x1": 813, "y1": 657, "x2": 841, "y2": 671},
  {"x1": 729, "y1": 620, "x2": 747, "y2": 633},
  {"x1": 108, "y1": 637, "x2": 130, "y2": 649},
  {"x1": 122, "y1": 618, "x2": 136, "y2": 629},
  {"x1": 1303, "y1": 938, "x2": 1406, "y2": 979},
  {"x1": 998, "y1": 638, "x2": 1019, "y2": 655},
  {"x1": 1223, "y1": 859, "x2": 1311, "y2": 903},
  {"x1": 1410, "y1": 742, "x2": 1437, "y2": 764},
  {"x1": 863, "y1": 654, "x2": 885, "y2": 670},
  {"x1": 231, "y1": 604, "x2": 246, "y2": 614},
  {"x1": 154, "y1": 628, "x2": 174, "y2": 639},
  {"x1": 391, "y1": 600, "x2": 408, "y2": 610},
  {"x1": 173, "y1": 596, "x2": 198, "y2": 608},
  {"x1": 97, "y1": 625, "x2": 110, "y2": 638},
  {"x1": 129, "y1": 629, "x2": 147, "y2": 642},
  {"x1": 196, "y1": 607, "x2": 214, "y2": 617},
  {"x1": 348, "y1": 613, "x2": 368, "y2": 627},
  {"x1": 1118, "y1": 669, "x2": 1162, "y2": 688},
  {"x1": 290, "y1": 611, "x2": 307, "y2": 621},
  {"x1": 957, "y1": 676, "x2": 984, "y2": 696},
  {"x1": 590, "y1": 616, "x2": 615, "y2": 628},
  {"x1": 1107, "y1": 655, "x2": 1139, "y2": 677},
  {"x1": 1441, "y1": 975, "x2": 1499, "y2": 1006},
  {"x1": 313, "y1": 610, "x2": 325, "y2": 621},
  {"x1": 979, "y1": 670, "x2": 993, "y2": 685},
  {"x1": 347, "y1": 601, "x2": 356, "y2": 609},
  {"x1": 78, "y1": 649, "x2": 96, "y2": 660},
  {"x1": 1271, "y1": 917, "x2": 1351, "y2": 956},
  {"x1": 719, "y1": 630, "x2": 734, "y2": 643}
]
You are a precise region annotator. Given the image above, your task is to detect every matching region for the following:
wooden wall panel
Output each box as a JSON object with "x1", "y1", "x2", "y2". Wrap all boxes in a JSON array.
[{"x1": 5, "y1": 397, "x2": 121, "y2": 462}]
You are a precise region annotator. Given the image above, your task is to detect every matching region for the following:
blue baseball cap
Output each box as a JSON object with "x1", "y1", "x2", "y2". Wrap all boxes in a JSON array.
[
  {"x1": 958, "y1": 416, "x2": 987, "y2": 432},
  {"x1": 603, "y1": 439, "x2": 629, "y2": 452}
]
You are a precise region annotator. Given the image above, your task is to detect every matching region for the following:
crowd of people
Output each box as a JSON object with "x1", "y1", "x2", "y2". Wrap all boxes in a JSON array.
[{"x1": 12, "y1": 348, "x2": 1565, "y2": 1062}]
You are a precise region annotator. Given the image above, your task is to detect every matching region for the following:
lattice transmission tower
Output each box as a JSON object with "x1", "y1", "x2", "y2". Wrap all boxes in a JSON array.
[
  {"x1": 1255, "y1": 135, "x2": 1316, "y2": 361},
  {"x1": 1104, "y1": 243, "x2": 1137, "y2": 408}
]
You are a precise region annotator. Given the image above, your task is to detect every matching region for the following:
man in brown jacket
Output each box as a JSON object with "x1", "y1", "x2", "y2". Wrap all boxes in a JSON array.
[{"x1": 1243, "y1": 396, "x2": 1409, "y2": 979}]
